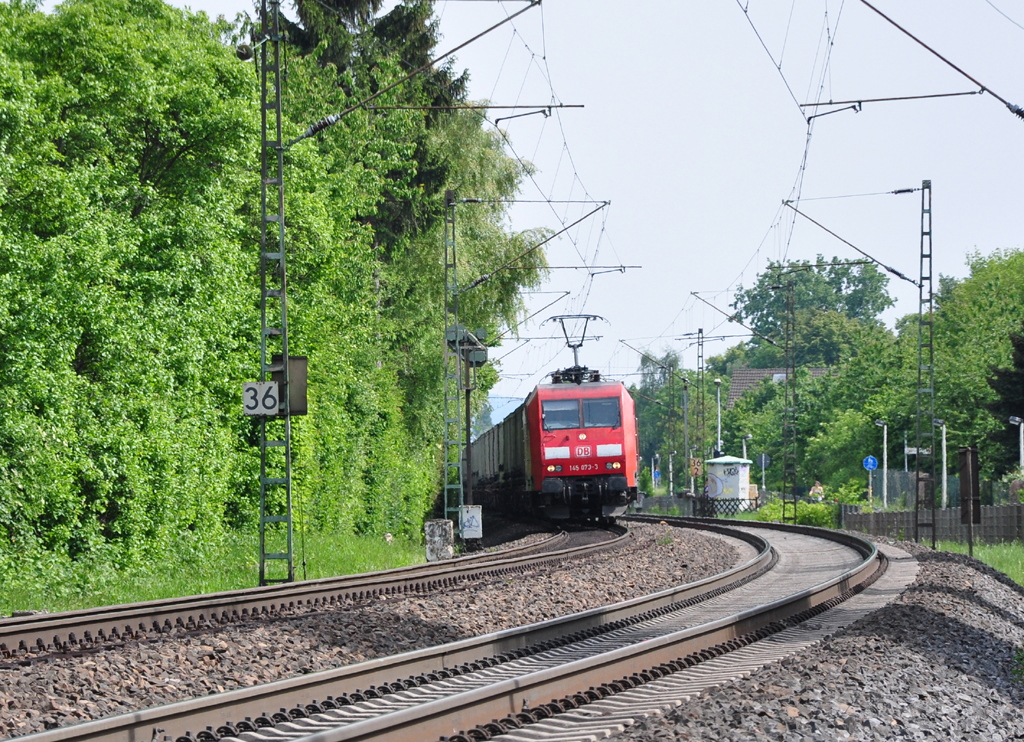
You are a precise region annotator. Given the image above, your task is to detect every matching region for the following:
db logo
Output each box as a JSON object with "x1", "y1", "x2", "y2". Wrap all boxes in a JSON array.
[{"x1": 575, "y1": 446, "x2": 592, "y2": 457}]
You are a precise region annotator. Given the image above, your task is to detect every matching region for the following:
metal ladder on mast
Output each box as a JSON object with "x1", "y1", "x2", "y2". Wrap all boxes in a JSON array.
[
  {"x1": 258, "y1": 0, "x2": 293, "y2": 585},
  {"x1": 915, "y1": 180, "x2": 936, "y2": 547}
]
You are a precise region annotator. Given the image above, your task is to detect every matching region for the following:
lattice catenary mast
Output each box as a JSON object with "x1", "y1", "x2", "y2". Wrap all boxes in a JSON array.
[
  {"x1": 257, "y1": 0, "x2": 293, "y2": 585},
  {"x1": 915, "y1": 180, "x2": 936, "y2": 547}
]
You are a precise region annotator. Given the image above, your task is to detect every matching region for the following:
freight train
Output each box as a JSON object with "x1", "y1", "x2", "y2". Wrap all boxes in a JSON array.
[{"x1": 472, "y1": 366, "x2": 639, "y2": 522}]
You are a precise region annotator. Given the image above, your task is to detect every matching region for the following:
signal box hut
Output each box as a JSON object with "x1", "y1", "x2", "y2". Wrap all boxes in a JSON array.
[{"x1": 705, "y1": 455, "x2": 753, "y2": 505}]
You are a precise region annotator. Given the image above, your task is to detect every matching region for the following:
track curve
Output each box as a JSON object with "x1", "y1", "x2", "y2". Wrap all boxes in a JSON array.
[
  {"x1": 0, "y1": 527, "x2": 625, "y2": 665},
  {"x1": 8, "y1": 519, "x2": 886, "y2": 742}
]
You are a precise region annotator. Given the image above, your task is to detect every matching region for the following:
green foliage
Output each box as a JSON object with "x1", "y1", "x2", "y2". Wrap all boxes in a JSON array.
[
  {"x1": 1013, "y1": 646, "x2": 1024, "y2": 684},
  {"x1": 0, "y1": 0, "x2": 546, "y2": 580},
  {"x1": 939, "y1": 539, "x2": 1024, "y2": 589},
  {"x1": 638, "y1": 466, "x2": 653, "y2": 493},
  {"x1": 730, "y1": 256, "x2": 892, "y2": 369},
  {"x1": 703, "y1": 247, "x2": 1024, "y2": 495},
  {"x1": 986, "y1": 322, "x2": 1024, "y2": 476},
  {"x1": 0, "y1": 528, "x2": 424, "y2": 614},
  {"x1": 755, "y1": 499, "x2": 835, "y2": 528},
  {"x1": 733, "y1": 255, "x2": 894, "y2": 337},
  {"x1": 824, "y1": 479, "x2": 869, "y2": 505}
]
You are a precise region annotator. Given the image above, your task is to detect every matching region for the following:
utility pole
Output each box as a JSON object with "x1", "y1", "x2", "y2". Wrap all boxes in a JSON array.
[
  {"x1": 780, "y1": 281, "x2": 797, "y2": 525},
  {"x1": 935, "y1": 418, "x2": 947, "y2": 508},
  {"x1": 683, "y1": 380, "x2": 691, "y2": 493},
  {"x1": 443, "y1": 191, "x2": 465, "y2": 534},
  {"x1": 875, "y1": 419, "x2": 888, "y2": 509},
  {"x1": 714, "y1": 378, "x2": 722, "y2": 456}
]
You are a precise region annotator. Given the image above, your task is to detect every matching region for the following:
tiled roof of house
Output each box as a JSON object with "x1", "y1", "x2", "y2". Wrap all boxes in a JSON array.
[{"x1": 727, "y1": 367, "x2": 828, "y2": 408}]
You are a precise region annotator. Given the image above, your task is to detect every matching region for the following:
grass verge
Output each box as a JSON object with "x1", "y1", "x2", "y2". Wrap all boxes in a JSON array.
[
  {"x1": 937, "y1": 540, "x2": 1024, "y2": 586},
  {"x1": 1, "y1": 530, "x2": 425, "y2": 616}
]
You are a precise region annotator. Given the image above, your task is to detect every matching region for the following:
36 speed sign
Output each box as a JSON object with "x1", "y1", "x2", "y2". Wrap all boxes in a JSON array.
[{"x1": 242, "y1": 382, "x2": 280, "y2": 416}]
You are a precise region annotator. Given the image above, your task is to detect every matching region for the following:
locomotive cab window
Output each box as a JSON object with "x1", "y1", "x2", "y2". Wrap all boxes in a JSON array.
[
  {"x1": 541, "y1": 399, "x2": 581, "y2": 430},
  {"x1": 583, "y1": 397, "x2": 621, "y2": 428}
]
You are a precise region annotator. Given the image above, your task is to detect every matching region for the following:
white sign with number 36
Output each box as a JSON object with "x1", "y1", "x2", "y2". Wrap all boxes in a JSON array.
[{"x1": 242, "y1": 382, "x2": 280, "y2": 416}]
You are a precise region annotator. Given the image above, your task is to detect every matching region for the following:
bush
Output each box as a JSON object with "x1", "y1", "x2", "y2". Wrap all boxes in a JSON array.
[
  {"x1": 755, "y1": 499, "x2": 836, "y2": 528},
  {"x1": 825, "y1": 480, "x2": 869, "y2": 505},
  {"x1": 638, "y1": 466, "x2": 653, "y2": 493}
]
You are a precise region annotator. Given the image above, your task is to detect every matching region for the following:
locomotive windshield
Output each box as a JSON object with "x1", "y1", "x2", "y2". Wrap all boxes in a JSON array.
[
  {"x1": 583, "y1": 397, "x2": 621, "y2": 428},
  {"x1": 541, "y1": 399, "x2": 581, "y2": 430}
]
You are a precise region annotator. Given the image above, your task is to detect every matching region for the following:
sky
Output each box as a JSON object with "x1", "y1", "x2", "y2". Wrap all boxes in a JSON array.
[{"x1": 43, "y1": 0, "x2": 1024, "y2": 421}]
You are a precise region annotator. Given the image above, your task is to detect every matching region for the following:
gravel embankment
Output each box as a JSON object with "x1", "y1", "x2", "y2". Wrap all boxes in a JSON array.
[
  {"x1": 612, "y1": 538, "x2": 1024, "y2": 741},
  {"x1": 0, "y1": 522, "x2": 740, "y2": 739}
]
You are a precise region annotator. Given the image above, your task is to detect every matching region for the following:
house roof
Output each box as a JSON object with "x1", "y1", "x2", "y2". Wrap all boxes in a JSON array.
[
  {"x1": 706, "y1": 455, "x2": 752, "y2": 464},
  {"x1": 727, "y1": 367, "x2": 828, "y2": 408}
]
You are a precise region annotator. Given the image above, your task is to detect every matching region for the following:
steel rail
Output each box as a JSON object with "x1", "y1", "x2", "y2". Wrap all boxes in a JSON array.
[
  {"x1": 307, "y1": 521, "x2": 879, "y2": 742},
  {"x1": 0, "y1": 528, "x2": 618, "y2": 660},
  {"x1": 11, "y1": 525, "x2": 774, "y2": 742}
]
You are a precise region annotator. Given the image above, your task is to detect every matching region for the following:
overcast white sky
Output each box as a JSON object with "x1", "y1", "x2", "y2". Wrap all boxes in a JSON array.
[{"x1": 43, "y1": 0, "x2": 1024, "y2": 418}]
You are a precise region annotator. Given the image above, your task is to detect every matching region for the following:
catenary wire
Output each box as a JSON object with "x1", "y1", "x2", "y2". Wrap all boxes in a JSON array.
[
  {"x1": 983, "y1": 0, "x2": 1024, "y2": 33},
  {"x1": 858, "y1": 0, "x2": 1024, "y2": 119}
]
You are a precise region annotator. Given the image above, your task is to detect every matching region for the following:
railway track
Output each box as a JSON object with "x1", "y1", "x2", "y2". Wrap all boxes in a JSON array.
[
  {"x1": 7, "y1": 517, "x2": 905, "y2": 742},
  {"x1": 0, "y1": 526, "x2": 625, "y2": 664}
]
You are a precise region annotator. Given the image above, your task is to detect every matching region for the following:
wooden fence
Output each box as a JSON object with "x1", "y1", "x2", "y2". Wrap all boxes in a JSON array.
[{"x1": 841, "y1": 504, "x2": 1024, "y2": 543}]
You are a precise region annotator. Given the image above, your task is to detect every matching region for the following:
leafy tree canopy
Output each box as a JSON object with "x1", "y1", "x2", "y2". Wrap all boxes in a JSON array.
[{"x1": 733, "y1": 256, "x2": 893, "y2": 335}]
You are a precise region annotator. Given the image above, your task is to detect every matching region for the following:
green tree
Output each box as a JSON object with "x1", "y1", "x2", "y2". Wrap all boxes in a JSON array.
[
  {"x1": 733, "y1": 256, "x2": 894, "y2": 336},
  {"x1": 731, "y1": 256, "x2": 893, "y2": 368},
  {"x1": 0, "y1": 0, "x2": 550, "y2": 576},
  {"x1": 985, "y1": 321, "x2": 1024, "y2": 475}
]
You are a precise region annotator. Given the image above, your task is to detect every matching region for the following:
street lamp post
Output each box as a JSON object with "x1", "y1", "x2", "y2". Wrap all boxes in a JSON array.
[
  {"x1": 875, "y1": 420, "x2": 888, "y2": 509},
  {"x1": 714, "y1": 378, "x2": 722, "y2": 455},
  {"x1": 682, "y1": 381, "x2": 690, "y2": 492},
  {"x1": 742, "y1": 434, "x2": 753, "y2": 460},
  {"x1": 1011, "y1": 416, "x2": 1024, "y2": 472},
  {"x1": 934, "y1": 418, "x2": 947, "y2": 508}
]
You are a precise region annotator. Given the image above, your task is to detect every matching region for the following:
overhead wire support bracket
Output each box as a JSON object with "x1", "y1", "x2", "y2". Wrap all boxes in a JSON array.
[
  {"x1": 364, "y1": 104, "x2": 583, "y2": 111},
  {"x1": 806, "y1": 103, "x2": 860, "y2": 123},
  {"x1": 494, "y1": 107, "x2": 551, "y2": 127},
  {"x1": 800, "y1": 90, "x2": 982, "y2": 108}
]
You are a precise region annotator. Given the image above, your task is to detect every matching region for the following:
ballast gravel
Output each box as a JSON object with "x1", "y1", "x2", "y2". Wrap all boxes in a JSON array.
[
  {"x1": 610, "y1": 538, "x2": 1024, "y2": 742},
  {"x1": 0, "y1": 522, "x2": 739, "y2": 739}
]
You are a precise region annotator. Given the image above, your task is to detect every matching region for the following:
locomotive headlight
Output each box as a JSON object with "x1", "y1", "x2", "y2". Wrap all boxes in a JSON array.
[
  {"x1": 578, "y1": 433, "x2": 587, "y2": 440},
  {"x1": 606, "y1": 461, "x2": 622, "y2": 470},
  {"x1": 547, "y1": 465, "x2": 556, "y2": 472},
  {"x1": 547, "y1": 465, "x2": 563, "y2": 472}
]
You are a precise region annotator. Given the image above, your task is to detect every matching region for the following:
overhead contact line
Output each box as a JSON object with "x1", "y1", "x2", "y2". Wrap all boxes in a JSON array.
[
  {"x1": 460, "y1": 202, "x2": 609, "y2": 293},
  {"x1": 688, "y1": 293, "x2": 780, "y2": 348},
  {"x1": 782, "y1": 201, "x2": 919, "y2": 286},
  {"x1": 287, "y1": 0, "x2": 542, "y2": 147},
  {"x1": 858, "y1": 0, "x2": 1024, "y2": 122}
]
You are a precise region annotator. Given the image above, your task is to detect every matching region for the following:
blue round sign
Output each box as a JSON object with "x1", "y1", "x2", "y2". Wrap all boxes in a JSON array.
[{"x1": 863, "y1": 455, "x2": 878, "y2": 471}]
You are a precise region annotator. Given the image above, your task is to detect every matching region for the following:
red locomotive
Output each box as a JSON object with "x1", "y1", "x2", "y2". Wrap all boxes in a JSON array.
[{"x1": 473, "y1": 366, "x2": 639, "y2": 522}]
